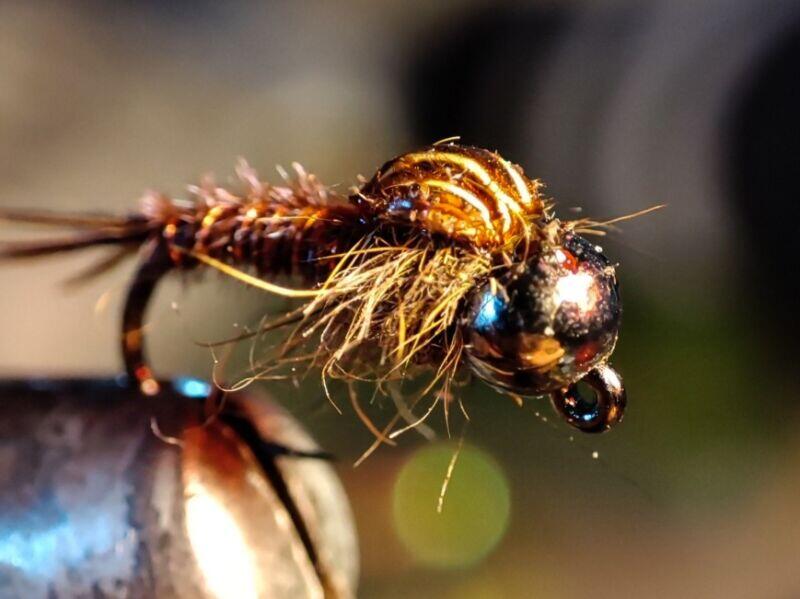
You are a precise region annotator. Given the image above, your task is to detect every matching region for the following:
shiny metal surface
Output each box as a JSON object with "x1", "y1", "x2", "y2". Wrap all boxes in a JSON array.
[{"x1": 0, "y1": 378, "x2": 358, "y2": 598}]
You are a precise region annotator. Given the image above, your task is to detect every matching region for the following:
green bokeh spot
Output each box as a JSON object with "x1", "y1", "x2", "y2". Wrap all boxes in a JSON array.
[{"x1": 392, "y1": 443, "x2": 511, "y2": 569}]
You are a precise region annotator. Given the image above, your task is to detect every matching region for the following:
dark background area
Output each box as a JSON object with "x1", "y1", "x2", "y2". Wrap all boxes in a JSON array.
[{"x1": 2, "y1": 1, "x2": 800, "y2": 597}]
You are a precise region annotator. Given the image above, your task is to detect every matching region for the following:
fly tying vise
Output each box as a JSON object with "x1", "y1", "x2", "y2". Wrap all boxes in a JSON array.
[{"x1": 1, "y1": 142, "x2": 629, "y2": 434}]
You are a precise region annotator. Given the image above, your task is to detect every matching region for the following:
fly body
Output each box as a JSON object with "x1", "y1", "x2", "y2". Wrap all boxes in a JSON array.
[{"x1": 1, "y1": 142, "x2": 629, "y2": 435}]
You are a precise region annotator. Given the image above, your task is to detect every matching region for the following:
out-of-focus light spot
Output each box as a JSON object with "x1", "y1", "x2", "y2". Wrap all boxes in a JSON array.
[
  {"x1": 140, "y1": 378, "x2": 161, "y2": 396},
  {"x1": 174, "y1": 376, "x2": 211, "y2": 399},
  {"x1": 392, "y1": 443, "x2": 510, "y2": 569},
  {"x1": 555, "y1": 272, "x2": 596, "y2": 311},
  {"x1": 185, "y1": 482, "x2": 258, "y2": 599}
]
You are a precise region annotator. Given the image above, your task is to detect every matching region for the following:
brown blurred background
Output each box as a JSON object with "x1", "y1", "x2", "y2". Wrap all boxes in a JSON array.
[{"x1": 2, "y1": 1, "x2": 800, "y2": 597}]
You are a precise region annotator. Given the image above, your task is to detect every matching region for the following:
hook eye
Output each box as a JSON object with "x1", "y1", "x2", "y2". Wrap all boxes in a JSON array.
[{"x1": 550, "y1": 364, "x2": 626, "y2": 433}]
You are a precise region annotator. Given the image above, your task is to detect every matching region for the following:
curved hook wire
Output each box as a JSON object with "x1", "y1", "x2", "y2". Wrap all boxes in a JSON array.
[{"x1": 550, "y1": 363, "x2": 626, "y2": 433}]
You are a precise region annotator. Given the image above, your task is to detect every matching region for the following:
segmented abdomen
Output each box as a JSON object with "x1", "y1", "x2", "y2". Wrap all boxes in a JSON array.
[{"x1": 146, "y1": 187, "x2": 365, "y2": 284}]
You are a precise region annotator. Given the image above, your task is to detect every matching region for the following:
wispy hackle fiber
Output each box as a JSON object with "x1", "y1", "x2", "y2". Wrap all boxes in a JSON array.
[{"x1": 192, "y1": 161, "x2": 497, "y2": 439}]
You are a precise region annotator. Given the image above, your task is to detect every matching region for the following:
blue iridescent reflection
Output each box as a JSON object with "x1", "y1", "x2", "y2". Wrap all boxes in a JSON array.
[
  {"x1": 473, "y1": 292, "x2": 505, "y2": 332},
  {"x1": 0, "y1": 514, "x2": 121, "y2": 577},
  {"x1": 173, "y1": 376, "x2": 211, "y2": 398}
]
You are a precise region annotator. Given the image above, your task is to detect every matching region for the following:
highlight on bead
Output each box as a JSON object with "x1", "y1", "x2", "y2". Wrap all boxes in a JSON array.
[{"x1": 0, "y1": 139, "x2": 658, "y2": 450}]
